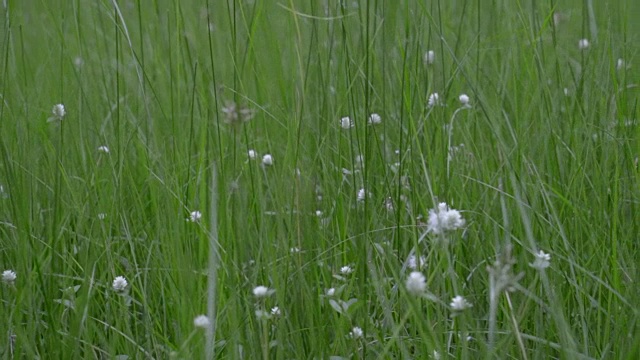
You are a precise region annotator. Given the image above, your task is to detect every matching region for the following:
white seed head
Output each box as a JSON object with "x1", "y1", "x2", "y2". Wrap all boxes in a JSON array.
[
  {"x1": 529, "y1": 250, "x2": 551, "y2": 270},
  {"x1": 248, "y1": 149, "x2": 257, "y2": 160},
  {"x1": 49, "y1": 104, "x2": 66, "y2": 122},
  {"x1": 424, "y1": 50, "x2": 435, "y2": 65},
  {"x1": 2, "y1": 270, "x2": 17, "y2": 284},
  {"x1": 368, "y1": 113, "x2": 381, "y2": 125},
  {"x1": 459, "y1": 94, "x2": 470, "y2": 106},
  {"x1": 427, "y1": 93, "x2": 441, "y2": 108},
  {"x1": 340, "y1": 116, "x2": 354, "y2": 129},
  {"x1": 270, "y1": 306, "x2": 281, "y2": 316},
  {"x1": 112, "y1": 276, "x2": 128, "y2": 292},
  {"x1": 253, "y1": 285, "x2": 273, "y2": 298},
  {"x1": 350, "y1": 326, "x2": 363, "y2": 339},
  {"x1": 578, "y1": 38, "x2": 590, "y2": 50},
  {"x1": 450, "y1": 295, "x2": 472, "y2": 311},
  {"x1": 340, "y1": 266, "x2": 353, "y2": 275},
  {"x1": 262, "y1": 154, "x2": 273, "y2": 166},
  {"x1": 405, "y1": 271, "x2": 427, "y2": 295},
  {"x1": 193, "y1": 315, "x2": 211, "y2": 328},
  {"x1": 617, "y1": 58, "x2": 625, "y2": 71},
  {"x1": 427, "y1": 202, "x2": 465, "y2": 234},
  {"x1": 357, "y1": 188, "x2": 367, "y2": 202},
  {"x1": 97, "y1": 145, "x2": 110, "y2": 153},
  {"x1": 188, "y1": 211, "x2": 202, "y2": 222},
  {"x1": 326, "y1": 287, "x2": 336, "y2": 296}
]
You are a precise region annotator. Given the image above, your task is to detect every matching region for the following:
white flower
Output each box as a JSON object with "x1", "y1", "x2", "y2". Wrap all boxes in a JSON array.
[
  {"x1": 340, "y1": 116, "x2": 354, "y2": 129},
  {"x1": 315, "y1": 210, "x2": 323, "y2": 217},
  {"x1": 326, "y1": 287, "x2": 336, "y2": 296},
  {"x1": 248, "y1": 149, "x2": 257, "y2": 160},
  {"x1": 253, "y1": 285, "x2": 274, "y2": 298},
  {"x1": 270, "y1": 306, "x2": 281, "y2": 316},
  {"x1": 529, "y1": 250, "x2": 551, "y2": 270},
  {"x1": 2, "y1": 270, "x2": 16, "y2": 284},
  {"x1": 424, "y1": 50, "x2": 435, "y2": 65},
  {"x1": 262, "y1": 154, "x2": 273, "y2": 166},
  {"x1": 112, "y1": 276, "x2": 128, "y2": 292},
  {"x1": 405, "y1": 271, "x2": 427, "y2": 295},
  {"x1": 368, "y1": 113, "x2": 381, "y2": 125},
  {"x1": 450, "y1": 295, "x2": 472, "y2": 311},
  {"x1": 188, "y1": 211, "x2": 202, "y2": 222},
  {"x1": 340, "y1": 266, "x2": 353, "y2": 275},
  {"x1": 193, "y1": 315, "x2": 211, "y2": 328},
  {"x1": 407, "y1": 254, "x2": 427, "y2": 270},
  {"x1": 427, "y1": 93, "x2": 441, "y2": 108},
  {"x1": 97, "y1": 213, "x2": 107, "y2": 220},
  {"x1": 97, "y1": 145, "x2": 110, "y2": 153},
  {"x1": 349, "y1": 326, "x2": 363, "y2": 339},
  {"x1": 49, "y1": 104, "x2": 66, "y2": 122},
  {"x1": 459, "y1": 94, "x2": 470, "y2": 107},
  {"x1": 617, "y1": 58, "x2": 625, "y2": 71},
  {"x1": 427, "y1": 202, "x2": 465, "y2": 234},
  {"x1": 290, "y1": 247, "x2": 301, "y2": 253},
  {"x1": 357, "y1": 188, "x2": 367, "y2": 202},
  {"x1": 578, "y1": 38, "x2": 590, "y2": 50}
]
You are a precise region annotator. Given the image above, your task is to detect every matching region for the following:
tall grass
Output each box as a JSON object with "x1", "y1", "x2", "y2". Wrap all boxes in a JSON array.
[{"x1": 1, "y1": 0, "x2": 638, "y2": 358}]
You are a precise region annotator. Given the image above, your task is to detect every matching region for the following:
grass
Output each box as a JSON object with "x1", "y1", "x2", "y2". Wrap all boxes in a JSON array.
[{"x1": 0, "y1": 0, "x2": 638, "y2": 358}]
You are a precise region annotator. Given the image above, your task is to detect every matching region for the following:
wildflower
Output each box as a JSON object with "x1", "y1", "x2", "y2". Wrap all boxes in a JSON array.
[
  {"x1": 315, "y1": 210, "x2": 323, "y2": 217},
  {"x1": 427, "y1": 93, "x2": 441, "y2": 108},
  {"x1": 529, "y1": 250, "x2": 551, "y2": 270},
  {"x1": 427, "y1": 202, "x2": 465, "y2": 234},
  {"x1": 349, "y1": 326, "x2": 363, "y2": 339},
  {"x1": 112, "y1": 276, "x2": 128, "y2": 292},
  {"x1": 405, "y1": 271, "x2": 427, "y2": 295},
  {"x1": 97, "y1": 213, "x2": 107, "y2": 220},
  {"x1": 48, "y1": 104, "x2": 66, "y2": 122},
  {"x1": 248, "y1": 149, "x2": 257, "y2": 160},
  {"x1": 340, "y1": 116, "x2": 354, "y2": 129},
  {"x1": 450, "y1": 295, "x2": 472, "y2": 311},
  {"x1": 368, "y1": 113, "x2": 382, "y2": 125},
  {"x1": 2, "y1": 270, "x2": 16, "y2": 284},
  {"x1": 578, "y1": 39, "x2": 590, "y2": 50},
  {"x1": 193, "y1": 315, "x2": 211, "y2": 328},
  {"x1": 617, "y1": 58, "x2": 626, "y2": 71},
  {"x1": 326, "y1": 288, "x2": 336, "y2": 297},
  {"x1": 424, "y1": 50, "x2": 435, "y2": 65},
  {"x1": 253, "y1": 285, "x2": 274, "y2": 298},
  {"x1": 97, "y1": 145, "x2": 110, "y2": 153},
  {"x1": 357, "y1": 188, "x2": 367, "y2": 202},
  {"x1": 262, "y1": 154, "x2": 273, "y2": 166},
  {"x1": 270, "y1": 306, "x2": 281, "y2": 316},
  {"x1": 188, "y1": 211, "x2": 202, "y2": 222},
  {"x1": 459, "y1": 94, "x2": 470, "y2": 107},
  {"x1": 340, "y1": 266, "x2": 353, "y2": 275},
  {"x1": 407, "y1": 254, "x2": 427, "y2": 270}
]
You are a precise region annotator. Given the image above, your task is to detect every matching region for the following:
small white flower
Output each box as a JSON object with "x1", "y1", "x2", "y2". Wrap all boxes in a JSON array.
[
  {"x1": 262, "y1": 154, "x2": 273, "y2": 166},
  {"x1": 459, "y1": 94, "x2": 470, "y2": 107},
  {"x1": 326, "y1": 288, "x2": 336, "y2": 296},
  {"x1": 368, "y1": 113, "x2": 381, "y2": 125},
  {"x1": 97, "y1": 213, "x2": 107, "y2": 220},
  {"x1": 563, "y1": 88, "x2": 570, "y2": 96},
  {"x1": 315, "y1": 210, "x2": 323, "y2": 217},
  {"x1": 248, "y1": 149, "x2": 257, "y2": 160},
  {"x1": 340, "y1": 266, "x2": 353, "y2": 275},
  {"x1": 193, "y1": 315, "x2": 211, "y2": 328},
  {"x1": 357, "y1": 188, "x2": 367, "y2": 202},
  {"x1": 270, "y1": 306, "x2": 281, "y2": 316},
  {"x1": 97, "y1": 145, "x2": 110, "y2": 153},
  {"x1": 529, "y1": 250, "x2": 551, "y2": 270},
  {"x1": 49, "y1": 104, "x2": 66, "y2": 122},
  {"x1": 253, "y1": 285, "x2": 274, "y2": 298},
  {"x1": 407, "y1": 254, "x2": 427, "y2": 270},
  {"x1": 427, "y1": 202, "x2": 465, "y2": 234},
  {"x1": 349, "y1": 326, "x2": 363, "y2": 339},
  {"x1": 617, "y1": 58, "x2": 625, "y2": 71},
  {"x1": 427, "y1": 93, "x2": 441, "y2": 108},
  {"x1": 112, "y1": 276, "x2": 128, "y2": 292},
  {"x1": 424, "y1": 50, "x2": 435, "y2": 65},
  {"x1": 340, "y1": 116, "x2": 354, "y2": 129},
  {"x1": 2, "y1": 270, "x2": 16, "y2": 284},
  {"x1": 290, "y1": 247, "x2": 301, "y2": 253},
  {"x1": 405, "y1": 271, "x2": 427, "y2": 295},
  {"x1": 578, "y1": 38, "x2": 590, "y2": 50},
  {"x1": 450, "y1": 295, "x2": 472, "y2": 311},
  {"x1": 188, "y1": 211, "x2": 202, "y2": 222}
]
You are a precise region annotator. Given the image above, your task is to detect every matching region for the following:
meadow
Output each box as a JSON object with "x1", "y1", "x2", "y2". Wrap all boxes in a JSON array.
[{"x1": 0, "y1": 0, "x2": 639, "y2": 358}]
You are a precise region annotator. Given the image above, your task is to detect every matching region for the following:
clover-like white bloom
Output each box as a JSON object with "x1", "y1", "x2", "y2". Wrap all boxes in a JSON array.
[
  {"x1": 193, "y1": 315, "x2": 211, "y2": 328},
  {"x1": 407, "y1": 254, "x2": 427, "y2": 270},
  {"x1": 188, "y1": 211, "x2": 202, "y2": 222},
  {"x1": 424, "y1": 50, "x2": 435, "y2": 65},
  {"x1": 450, "y1": 295, "x2": 472, "y2": 311},
  {"x1": 349, "y1": 326, "x2": 363, "y2": 339},
  {"x1": 368, "y1": 113, "x2": 381, "y2": 125},
  {"x1": 340, "y1": 116, "x2": 354, "y2": 129},
  {"x1": 2, "y1": 270, "x2": 16, "y2": 284},
  {"x1": 98, "y1": 145, "x2": 110, "y2": 153},
  {"x1": 427, "y1": 202, "x2": 465, "y2": 234},
  {"x1": 340, "y1": 266, "x2": 353, "y2": 275},
  {"x1": 326, "y1": 287, "x2": 336, "y2": 297},
  {"x1": 262, "y1": 154, "x2": 273, "y2": 166},
  {"x1": 578, "y1": 38, "x2": 590, "y2": 50},
  {"x1": 529, "y1": 250, "x2": 551, "y2": 270},
  {"x1": 270, "y1": 306, "x2": 281, "y2": 316},
  {"x1": 357, "y1": 188, "x2": 367, "y2": 202},
  {"x1": 112, "y1": 276, "x2": 128, "y2": 292},
  {"x1": 48, "y1": 104, "x2": 66, "y2": 122},
  {"x1": 459, "y1": 94, "x2": 470, "y2": 107},
  {"x1": 427, "y1": 93, "x2": 441, "y2": 108},
  {"x1": 405, "y1": 271, "x2": 427, "y2": 295},
  {"x1": 248, "y1": 149, "x2": 257, "y2": 160},
  {"x1": 253, "y1": 285, "x2": 274, "y2": 298}
]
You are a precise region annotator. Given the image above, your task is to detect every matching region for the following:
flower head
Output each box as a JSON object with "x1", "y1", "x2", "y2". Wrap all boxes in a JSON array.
[
  {"x1": 193, "y1": 315, "x2": 211, "y2": 328},
  {"x1": 248, "y1": 149, "x2": 257, "y2": 160},
  {"x1": 459, "y1": 94, "x2": 470, "y2": 107},
  {"x1": 427, "y1": 202, "x2": 465, "y2": 235},
  {"x1": 326, "y1": 287, "x2": 336, "y2": 297},
  {"x1": 253, "y1": 285, "x2": 274, "y2": 298},
  {"x1": 98, "y1": 145, "x2": 110, "y2": 153},
  {"x1": 427, "y1": 93, "x2": 441, "y2": 108},
  {"x1": 424, "y1": 50, "x2": 435, "y2": 65},
  {"x1": 407, "y1": 254, "x2": 427, "y2": 270},
  {"x1": 340, "y1": 116, "x2": 354, "y2": 129},
  {"x1": 349, "y1": 326, "x2": 363, "y2": 339},
  {"x1": 112, "y1": 276, "x2": 128, "y2": 292},
  {"x1": 529, "y1": 250, "x2": 551, "y2": 270},
  {"x1": 450, "y1": 295, "x2": 472, "y2": 311},
  {"x1": 262, "y1": 154, "x2": 273, "y2": 166},
  {"x1": 578, "y1": 38, "x2": 590, "y2": 50},
  {"x1": 188, "y1": 211, "x2": 202, "y2": 222},
  {"x1": 270, "y1": 306, "x2": 281, "y2": 316},
  {"x1": 48, "y1": 104, "x2": 66, "y2": 122},
  {"x1": 2, "y1": 270, "x2": 16, "y2": 284},
  {"x1": 357, "y1": 188, "x2": 367, "y2": 202},
  {"x1": 368, "y1": 113, "x2": 381, "y2": 125},
  {"x1": 340, "y1": 266, "x2": 353, "y2": 275},
  {"x1": 405, "y1": 271, "x2": 427, "y2": 295}
]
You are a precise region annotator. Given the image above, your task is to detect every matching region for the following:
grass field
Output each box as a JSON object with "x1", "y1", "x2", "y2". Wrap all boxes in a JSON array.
[{"x1": 1, "y1": 0, "x2": 639, "y2": 359}]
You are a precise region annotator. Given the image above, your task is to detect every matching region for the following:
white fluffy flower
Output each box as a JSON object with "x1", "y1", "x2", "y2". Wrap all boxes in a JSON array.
[
  {"x1": 578, "y1": 38, "x2": 590, "y2": 50},
  {"x1": 248, "y1": 149, "x2": 257, "y2": 160},
  {"x1": 427, "y1": 202, "x2": 465, "y2": 234},
  {"x1": 188, "y1": 210, "x2": 202, "y2": 222},
  {"x1": 253, "y1": 285, "x2": 274, "y2": 298},
  {"x1": 270, "y1": 306, "x2": 281, "y2": 316},
  {"x1": 459, "y1": 94, "x2": 470, "y2": 107},
  {"x1": 97, "y1": 145, "x2": 110, "y2": 153},
  {"x1": 112, "y1": 276, "x2": 128, "y2": 292},
  {"x1": 427, "y1": 93, "x2": 441, "y2": 108},
  {"x1": 340, "y1": 116, "x2": 354, "y2": 129},
  {"x1": 193, "y1": 315, "x2": 211, "y2": 328},
  {"x1": 368, "y1": 113, "x2": 381, "y2": 125},
  {"x1": 529, "y1": 250, "x2": 551, "y2": 270},
  {"x1": 340, "y1": 266, "x2": 353, "y2": 275},
  {"x1": 49, "y1": 104, "x2": 66, "y2": 122},
  {"x1": 407, "y1": 254, "x2": 427, "y2": 270},
  {"x1": 326, "y1": 287, "x2": 336, "y2": 296},
  {"x1": 424, "y1": 50, "x2": 435, "y2": 65},
  {"x1": 349, "y1": 326, "x2": 363, "y2": 339},
  {"x1": 450, "y1": 295, "x2": 472, "y2": 311},
  {"x1": 262, "y1": 154, "x2": 273, "y2": 166},
  {"x1": 405, "y1": 271, "x2": 427, "y2": 295},
  {"x1": 2, "y1": 270, "x2": 16, "y2": 284},
  {"x1": 357, "y1": 188, "x2": 367, "y2": 202},
  {"x1": 617, "y1": 58, "x2": 625, "y2": 71}
]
